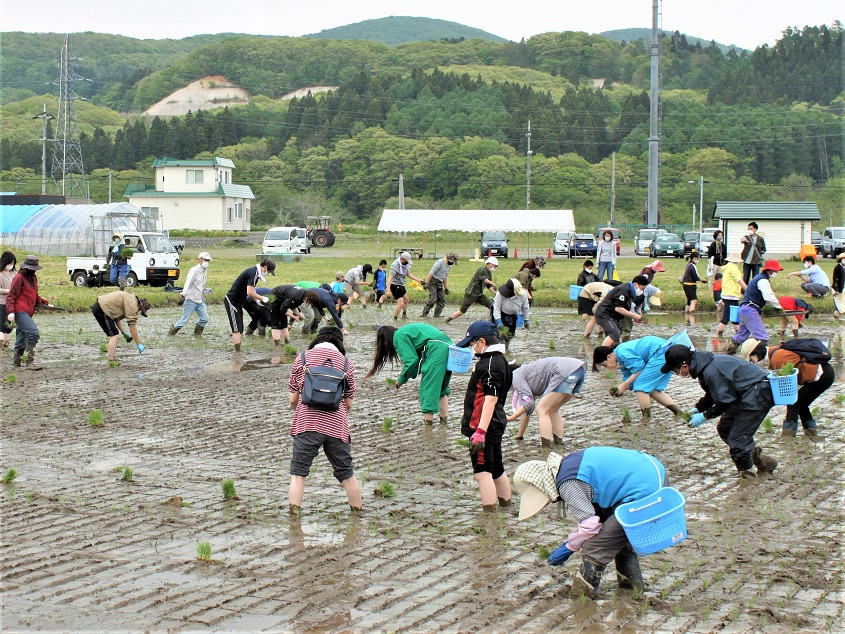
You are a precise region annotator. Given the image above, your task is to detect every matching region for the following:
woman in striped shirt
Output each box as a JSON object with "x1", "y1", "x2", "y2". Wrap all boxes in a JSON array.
[{"x1": 287, "y1": 327, "x2": 361, "y2": 515}]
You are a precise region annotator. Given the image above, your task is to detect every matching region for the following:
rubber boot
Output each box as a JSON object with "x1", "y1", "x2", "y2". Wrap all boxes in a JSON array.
[
  {"x1": 553, "y1": 434, "x2": 564, "y2": 447},
  {"x1": 738, "y1": 469, "x2": 757, "y2": 480},
  {"x1": 193, "y1": 325, "x2": 204, "y2": 336},
  {"x1": 245, "y1": 326, "x2": 256, "y2": 336},
  {"x1": 803, "y1": 420, "x2": 818, "y2": 437},
  {"x1": 257, "y1": 326, "x2": 266, "y2": 338},
  {"x1": 24, "y1": 347, "x2": 42, "y2": 371},
  {"x1": 12, "y1": 349, "x2": 23, "y2": 367},
  {"x1": 639, "y1": 408, "x2": 651, "y2": 424},
  {"x1": 497, "y1": 497, "x2": 511, "y2": 507},
  {"x1": 540, "y1": 437, "x2": 552, "y2": 449},
  {"x1": 570, "y1": 560, "x2": 606, "y2": 599},
  {"x1": 615, "y1": 552, "x2": 644, "y2": 592},
  {"x1": 667, "y1": 404, "x2": 683, "y2": 418},
  {"x1": 781, "y1": 428, "x2": 797, "y2": 438},
  {"x1": 752, "y1": 446, "x2": 778, "y2": 473},
  {"x1": 168, "y1": 326, "x2": 181, "y2": 336}
]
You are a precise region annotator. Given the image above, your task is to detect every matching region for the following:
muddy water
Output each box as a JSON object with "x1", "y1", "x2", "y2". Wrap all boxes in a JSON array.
[{"x1": 1, "y1": 307, "x2": 844, "y2": 632}]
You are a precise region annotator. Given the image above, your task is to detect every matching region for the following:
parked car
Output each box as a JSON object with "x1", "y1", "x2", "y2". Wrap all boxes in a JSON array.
[
  {"x1": 597, "y1": 227, "x2": 621, "y2": 255},
  {"x1": 635, "y1": 228, "x2": 666, "y2": 256},
  {"x1": 649, "y1": 233, "x2": 683, "y2": 258},
  {"x1": 696, "y1": 227, "x2": 721, "y2": 255},
  {"x1": 820, "y1": 227, "x2": 845, "y2": 258},
  {"x1": 569, "y1": 233, "x2": 598, "y2": 258},
  {"x1": 553, "y1": 231, "x2": 574, "y2": 255},
  {"x1": 681, "y1": 231, "x2": 700, "y2": 256},
  {"x1": 262, "y1": 226, "x2": 310, "y2": 254},
  {"x1": 811, "y1": 230, "x2": 822, "y2": 254},
  {"x1": 480, "y1": 231, "x2": 508, "y2": 258}
]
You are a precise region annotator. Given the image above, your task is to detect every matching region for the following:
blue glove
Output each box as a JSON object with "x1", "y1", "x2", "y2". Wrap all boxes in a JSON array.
[
  {"x1": 688, "y1": 412, "x2": 706, "y2": 428},
  {"x1": 548, "y1": 542, "x2": 574, "y2": 566},
  {"x1": 495, "y1": 319, "x2": 503, "y2": 328},
  {"x1": 137, "y1": 343, "x2": 145, "y2": 354},
  {"x1": 122, "y1": 331, "x2": 133, "y2": 343}
]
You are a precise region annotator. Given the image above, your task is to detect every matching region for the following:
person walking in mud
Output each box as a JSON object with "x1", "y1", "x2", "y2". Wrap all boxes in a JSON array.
[
  {"x1": 681, "y1": 250, "x2": 707, "y2": 322},
  {"x1": 661, "y1": 344, "x2": 778, "y2": 479},
  {"x1": 421, "y1": 253, "x2": 457, "y2": 318},
  {"x1": 385, "y1": 251, "x2": 424, "y2": 321},
  {"x1": 106, "y1": 233, "x2": 131, "y2": 288},
  {"x1": 456, "y1": 321, "x2": 513, "y2": 512},
  {"x1": 287, "y1": 326, "x2": 361, "y2": 516},
  {"x1": 445, "y1": 257, "x2": 498, "y2": 324},
  {"x1": 507, "y1": 357, "x2": 587, "y2": 448},
  {"x1": 6, "y1": 255, "x2": 52, "y2": 370},
  {"x1": 513, "y1": 447, "x2": 668, "y2": 598},
  {"x1": 0, "y1": 251, "x2": 17, "y2": 349},
  {"x1": 373, "y1": 260, "x2": 388, "y2": 308},
  {"x1": 725, "y1": 259, "x2": 784, "y2": 356},
  {"x1": 592, "y1": 332, "x2": 690, "y2": 424},
  {"x1": 592, "y1": 275, "x2": 648, "y2": 348},
  {"x1": 169, "y1": 252, "x2": 212, "y2": 337},
  {"x1": 365, "y1": 323, "x2": 453, "y2": 425},
  {"x1": 225, "y1": 259, "x2": 275, "y2": 351},
  {"x1": 344, "y1": 263, "x2": 373, "y2": 308},
  {"x1": 92, "y1": 290, "x2": 150, "y2": 365},
  {"x1": 491, "y1": 278, "x2": 530, "y2": 349}
]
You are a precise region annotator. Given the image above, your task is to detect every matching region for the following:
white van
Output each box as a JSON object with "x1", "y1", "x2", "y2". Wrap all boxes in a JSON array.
[{"x1": 262, "y1": 227, "x2": 309, "y2": 254}]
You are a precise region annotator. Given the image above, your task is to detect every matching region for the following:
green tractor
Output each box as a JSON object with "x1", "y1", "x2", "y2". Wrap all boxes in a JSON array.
[{"x1": 306, "y1": 216, "x2": 336, "y2": 248}]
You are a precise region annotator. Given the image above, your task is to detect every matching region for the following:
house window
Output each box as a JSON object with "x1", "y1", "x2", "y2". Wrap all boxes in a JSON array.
[
  {"x1": 246, "y1": 207, "x2": 251, "y2": 223},
  {"x1": 186, "y1": 169, "x2": 204, "y2": 184},
  {"x1": 235, "y1": 202, "x2": 243, "y2": 219},
  {"x1": 140, "y1": 206, "x2": 159, "y2": 219},
  {"x1": 227, "y1": 206, "x2": 233, "y2": 223}
]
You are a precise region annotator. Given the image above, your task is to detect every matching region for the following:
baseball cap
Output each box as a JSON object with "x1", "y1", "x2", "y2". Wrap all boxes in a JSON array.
[
  {"x1": 660, "y1": 344, "x2": 694, "y2": 374},
  {"x1": 650, "y1": 260, "x2": 665, "y2": 272},
  {"x1": 485, "y1": 256, "x2": 499, "y2": 267},
  {"x1": 455, "y1": 320, "x2": 500, "y2": 348},
  {"x1": 262, "y1": 259, "x2": 277, "y2": 276},
  {"x1": 762, "y1": 259, "x2": 783, "y2": 272},
  {"x1": 400, "y1": 251, "x2": 412, "y2": 262},
  {"x1": 198, "y1": 251, "x2": 213, "y2": 261}
]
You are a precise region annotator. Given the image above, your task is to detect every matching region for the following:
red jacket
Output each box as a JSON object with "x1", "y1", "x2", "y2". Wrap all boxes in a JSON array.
[{"x1": 6, "y1": 272, "x2": 47, "y2": 317}]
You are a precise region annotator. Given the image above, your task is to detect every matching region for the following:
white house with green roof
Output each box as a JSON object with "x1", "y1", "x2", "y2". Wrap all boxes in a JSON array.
[{"x1": 124, "y1": 157, "x2": 254, "y2": 231}]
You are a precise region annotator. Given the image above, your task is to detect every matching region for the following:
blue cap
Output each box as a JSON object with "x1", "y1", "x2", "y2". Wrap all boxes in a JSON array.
[{"x1": 455, "y1": 320, "x2": 499, "y2": 348}]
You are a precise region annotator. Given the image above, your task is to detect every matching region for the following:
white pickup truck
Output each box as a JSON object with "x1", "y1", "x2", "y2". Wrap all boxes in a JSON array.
[{"x1": 67, "y1": 230, "x2": 181, "y2": 288}]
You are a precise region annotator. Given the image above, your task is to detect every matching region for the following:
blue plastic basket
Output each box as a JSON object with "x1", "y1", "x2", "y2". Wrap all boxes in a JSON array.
[
  {"x1": 768, "y1": 369, "x2": 799, "y2": 405},
  {"x1": 729, "y1": 304, "x2": 740, "y2": 322},
  {"x1": 446, "y1": 345, "x2": 473, "y2": 373},
  {"x1": 569, "y1": 285, "x2": 583, "y2": 300},
  {"x1": 614, "y1": 487, "x2": 687, "y2": 555}
]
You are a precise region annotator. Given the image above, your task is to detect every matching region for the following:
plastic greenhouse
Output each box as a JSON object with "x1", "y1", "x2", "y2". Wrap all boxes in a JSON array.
[{"x1": 0, "y1": 202, "x2": 153, "y2": 256}]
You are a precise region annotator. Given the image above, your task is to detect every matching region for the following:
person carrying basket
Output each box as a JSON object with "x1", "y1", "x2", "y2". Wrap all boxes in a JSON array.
[{"x1": 513, "y1": 448, "x2": 670, "y2": 598}]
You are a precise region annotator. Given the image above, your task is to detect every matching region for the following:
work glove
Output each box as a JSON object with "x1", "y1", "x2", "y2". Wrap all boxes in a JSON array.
[
  {"x1": 495, "y1": 319, "x2": 503, "y2": 328},
  {"x1": 688, "y1": 412, "x2": 707, "y2": 428},
  {"x1": 260, "y1": 296, "x2": 270, "y2": 304},
  {"x1": 523, "y1": 321, "x2": 530, "y2": 330},
  {"x1": 137, "y1": 343, "x2": 145, "y2": 354},
  {"x1": 122, "y1": 331, "x2": 133, "y2": 343},
  {"x1": 548, "y1": 542, "x2": 574, "y2": 566},
  {"x1": 469, "y1": 428, "x2": 487, "y2": 455},
  {"x1": 177, "y1": 295, "x2": 186, "y2": 306}
]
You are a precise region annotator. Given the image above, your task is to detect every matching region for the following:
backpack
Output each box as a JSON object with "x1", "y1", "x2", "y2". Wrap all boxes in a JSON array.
[
  {"x1": 300, "y1": 351, "x2": 348, "y2": 411},
  {"x1": 777, "y1": 339, "x2": 832, "y2": 365}
]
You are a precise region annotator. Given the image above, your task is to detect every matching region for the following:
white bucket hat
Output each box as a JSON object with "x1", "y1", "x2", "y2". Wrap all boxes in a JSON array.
[{"x1": 513, "y1": 452, "x2": 564, "y2": 520}]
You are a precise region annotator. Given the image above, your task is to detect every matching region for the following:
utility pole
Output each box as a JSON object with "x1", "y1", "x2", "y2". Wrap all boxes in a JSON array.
[
  {"x1": 525, "y1": 119, "x2": 532, "y2": 211},
  {"x1": 398, "y1": 174, "x2": 405, "y2": 210},
  {"x1": 34, "y1": 103, "x2": 54, "y2": 195},
  {"x1": 610, "y1": 151, "x2": 616, "y2": 224},
  {"x1": 646, "y1": 0, "x2": 660, "y2": 225}
]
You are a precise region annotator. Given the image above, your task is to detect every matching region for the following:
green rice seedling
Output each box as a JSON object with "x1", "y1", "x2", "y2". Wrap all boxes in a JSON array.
[
  {"x1": 603, "y1": 371, "x2": 615, "y2": 379},
  {"x1": 221, "y1": 478, "x2": 237, "y2": 500},
  {"x1": 99, "y1": 343, "x2": 108, "y2": 353},
  {"x1": 761, "y1": 417, "x2": 773, "y2": 434},
  {"x1": 578, "y1": 588, "x2": 588, "y2": 607},
  {"x1": 549, "y1": 340, "x2": 556, "y2": 350},
  {"x1": 456, "y1": 438, "x2": 470, "y2": 448},
  {"x1": 776, "y1": 362, "x2": 795, "y2": 376},
  {"x1": 679, "y1": 410, "x2": 692, "y2": 422},
  {"x1": 120, "y1": 466, "x2": 133, "y2": 481},
  {"x1": 284, "y1": 345, "x2": 297, "y2": 355},
  {"x1": 620, "y1": 406, "x2": 632, "y2": 424},
  {"x1": 381, "y1": 417, "x2": 394, "y2": 432},
  {"x1": 835, "y1": 393, "x2": 845, "y2": 404},
  {"x1": 2, "y1": 468, "x2": 18, "y2": 484},
  {"x1": 537, "y1": 545, "x2": 550, "y2": 558},
  {"x1": 196, "y1": 540, "x2": 212, "y2": 561},
  {"x1": 108, "y1": 360, "x2": 120, "y2": 368},
  {"x1": 385, "y1": 377, "x2": 397, "y2": 386},
  {"x1": 6, "y1": 374, "x2": 16, "y2": 383},
  {"x1": 87, "y1": 409, "x2": 104, "y2": 426},
  {"x1": 810, "y1": 406, "x2": 821, "y2": 417},
  {"x1": 499, "y1": 326, "x2": 510, "y2": 336},
  {"x1": 608, "y1": 386, "x2": 619, "y2": 396},
  {"x1": 375, "y1": 481, "x2": 396, "y2": 498}
]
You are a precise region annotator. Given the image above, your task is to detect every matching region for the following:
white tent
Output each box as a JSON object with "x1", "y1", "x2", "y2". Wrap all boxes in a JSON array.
[{"x1": 377, "y1": 209, "x2": 575, "y2": 233}]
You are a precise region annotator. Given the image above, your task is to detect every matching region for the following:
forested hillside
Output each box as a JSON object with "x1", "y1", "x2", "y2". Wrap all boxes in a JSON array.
[
  {"x1": 307, "y1": 16, "x2": 508, "y2": 45},
  {"x1": 0, "y1": 24, "x2": 842, "y2": 228}
]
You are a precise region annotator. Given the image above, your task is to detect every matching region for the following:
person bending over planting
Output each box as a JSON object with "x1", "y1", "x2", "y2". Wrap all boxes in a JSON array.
[
  {"x1": 457, "y1": 321, "x2": 513, "y2": 512},
  {"x1": 513, "y1": 447, "x2": 669, "y2": 598},
  {"x1": 92, "y1": 290, "x2": 150, "y2": 365},
  {"x1": 661, "y1": 345, "x2": 778, "y2": 479}
]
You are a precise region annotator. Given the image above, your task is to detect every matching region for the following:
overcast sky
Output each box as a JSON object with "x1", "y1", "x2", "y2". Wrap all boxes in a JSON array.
[{"x1": 1, "y1": 0, "x2": 841, "y2": 50}]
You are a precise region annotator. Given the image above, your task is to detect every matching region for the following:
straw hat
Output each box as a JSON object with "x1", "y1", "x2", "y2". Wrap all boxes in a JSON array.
[
  {"x1": 725, "y1": 252, "x2": 743, "y2": 263},
  {"x1": 837, "y1": 253, "x2": 845, "y2": 262},
  {"x1": 740, "y1": 338, "x2": 762, "y2": 361},
  {"x1": 513, "y1": 452, "x2": 564, "y2": 520}
]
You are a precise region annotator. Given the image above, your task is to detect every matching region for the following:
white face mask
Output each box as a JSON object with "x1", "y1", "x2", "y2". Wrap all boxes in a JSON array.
[
  {"x1": 201, "y1": 261, "x2": 209, "y2": 269},
  {"x1": 770, "y1": 272, "x2": 778, "y2": 278},
  {"x1": 585, "y1": 268, "x2": 593, "y2": 274},
  {"x1": 5, "y1": 264, "x2": 13, "y2": 271},
  {"x1": 804, "y1": 262, "x2": 811, "y2": 269},
  {"x1": 748, "y1": 230, "x2": 755, "y2": 236},
  {"x1": 604, "y1": 236, "x2": 611, "y2": 242},
  {"x1": 715, "y1": 235, "x2": 722, "y2": 241},
  {"x1": 634, "y1": 287, "x2": 644, "y2": 297}
]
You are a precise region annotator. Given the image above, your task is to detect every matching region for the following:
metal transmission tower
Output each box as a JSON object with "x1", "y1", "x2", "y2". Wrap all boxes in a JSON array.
[
  {"x1": 50, "y1": 35, "x2": 89, "y2": 200},
  {"x1": 646, "y1": 0, "x2": 661, "y2": 225}
]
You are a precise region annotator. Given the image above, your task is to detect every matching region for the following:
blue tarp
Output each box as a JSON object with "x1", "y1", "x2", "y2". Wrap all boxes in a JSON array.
[{"x1": 0, "y1": 205, "x2": 49, "y2": 233}]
